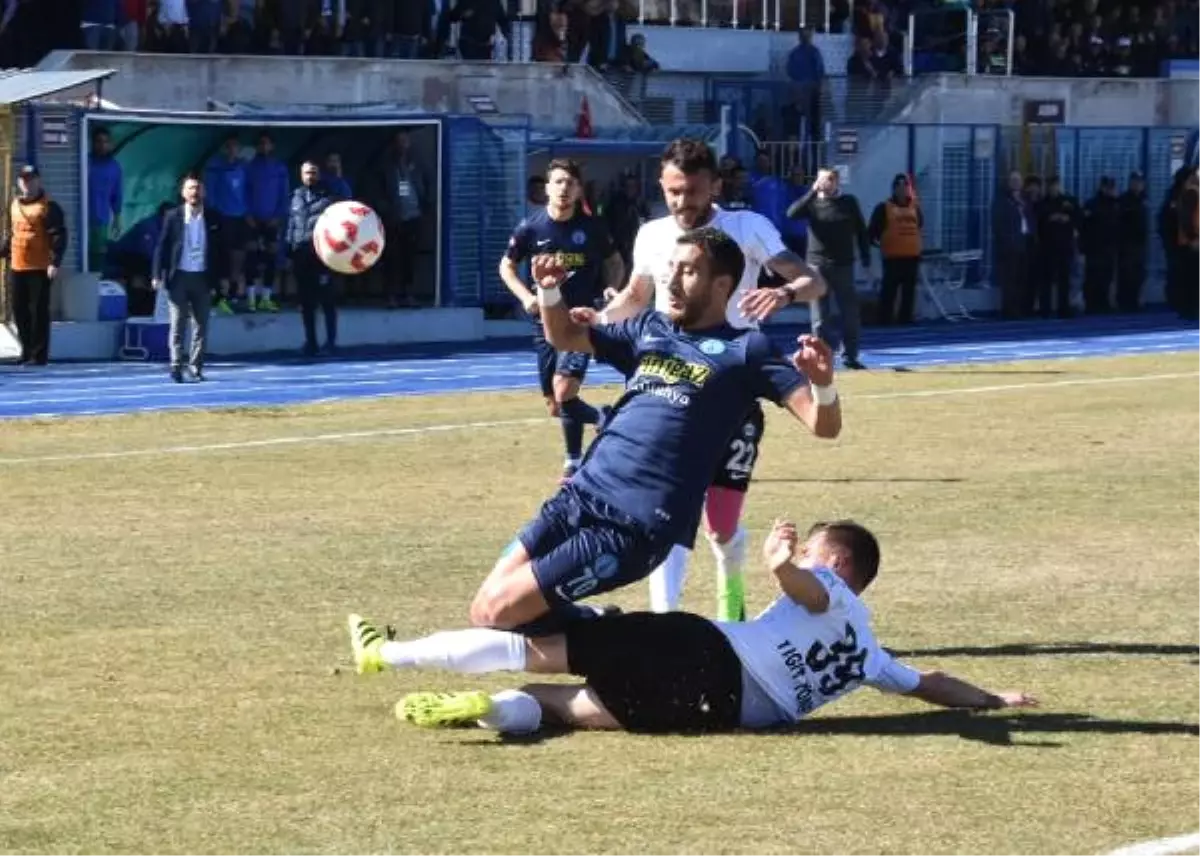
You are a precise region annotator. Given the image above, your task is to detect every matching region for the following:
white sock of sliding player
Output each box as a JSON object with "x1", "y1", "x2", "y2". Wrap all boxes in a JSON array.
[
  {"x1": 380, "y1": 629, "x2": 526, "y2": 673},
  {"x1": 478, "y1": 689, "x2": 543, "y2": 734}
]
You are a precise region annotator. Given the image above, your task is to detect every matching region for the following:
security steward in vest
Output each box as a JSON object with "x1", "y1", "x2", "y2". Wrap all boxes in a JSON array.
[
  {"x1": 1, "y1": 165, "x2": 68, "y2": 366},
  {"x1": 868, "y1": 173, "x2": 923, "y2": 325},
  {"x1": 1035, "y1": 175, "x2": 1080, "y2": 318},
  {"x1": 1177, "y1": 171, "x2": 1199, "y2": 322}
]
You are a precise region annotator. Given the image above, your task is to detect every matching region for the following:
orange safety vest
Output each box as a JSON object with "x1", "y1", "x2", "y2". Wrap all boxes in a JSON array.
[
  {"x1": 880, "y1": 200, "x2": 922, "y2": 259},
  {"x1": 9, "y1": 196, "x2": 54, "y2": 272},
  {"x1": 1179, "y1": 191, "x2": 1199, "y2": 248}
]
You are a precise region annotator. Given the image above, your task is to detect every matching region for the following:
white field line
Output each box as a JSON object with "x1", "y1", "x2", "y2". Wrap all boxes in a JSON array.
[
  {"x1": 0, "y1": 370, "x2": 1196, "y2": 467},
  {"x1": 1105, "y1": 832, "x2": 1200, "y2": 856}
]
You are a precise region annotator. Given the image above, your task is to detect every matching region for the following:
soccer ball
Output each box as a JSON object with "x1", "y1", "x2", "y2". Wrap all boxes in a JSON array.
[{"x1": 313, "y1": 201, "x2": 386, "y2": 275}]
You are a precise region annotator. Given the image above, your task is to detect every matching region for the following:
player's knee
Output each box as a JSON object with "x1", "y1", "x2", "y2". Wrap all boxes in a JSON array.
[
  {"x1": 552, "y1": 376, "x2": 580, "y2": 403},
  {"x1": 703, "y1": 488, "x2": 745, "y2": 543}
]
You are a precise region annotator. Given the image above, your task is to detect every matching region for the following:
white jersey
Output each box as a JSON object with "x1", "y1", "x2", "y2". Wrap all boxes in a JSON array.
[
  {"x1": 630, "y1": 206, "x2": 788, "y2": 330},
  {"x1": 717, "y1": 567, "x2": 921, "y2": 723}
]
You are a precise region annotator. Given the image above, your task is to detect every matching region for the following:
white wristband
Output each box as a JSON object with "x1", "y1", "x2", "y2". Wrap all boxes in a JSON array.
[
  {"x1": 812, "y1": 383, "x2": 838, "y2": 406},
  {"x1": 596, "y1": 310, "x2": 610, "y2": 325},
  {"x1": 538, "y1": 287, "x2": 562, "y2": 307}
]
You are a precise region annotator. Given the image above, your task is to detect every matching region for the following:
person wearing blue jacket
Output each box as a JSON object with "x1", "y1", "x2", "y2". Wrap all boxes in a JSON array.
[
  {"x1": 324, "y1": 152, "x2": 353, "y2": 200},
  {"x1": 781, "y1": 165, "x2": 810, "y2": 258},
  {"x1": 88, "y1": 127, "x2": 123, "y2": 273},
  {"x1": 286, "y1": 161, "x2": 344, "y2": 356},
  {"x1": 246, "y1": 132, "x2": 290, "y2": 312},
  {"x1": 204, "y1": 134, "x2": 250, "y2": 314}
]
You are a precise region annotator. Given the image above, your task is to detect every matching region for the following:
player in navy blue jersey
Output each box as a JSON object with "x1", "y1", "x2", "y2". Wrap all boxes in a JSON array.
[
  {"x1": 459, "y1": 225, "x2": 842, "y2": 635},
  {"x1": 499, "y1": 159, "x2": 625, "y2": 481}
]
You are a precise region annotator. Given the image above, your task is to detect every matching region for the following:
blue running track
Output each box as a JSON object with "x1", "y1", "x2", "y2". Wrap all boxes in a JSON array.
[{"x1": 0, "y1": 313, "x2": 1195, "y2": 420}]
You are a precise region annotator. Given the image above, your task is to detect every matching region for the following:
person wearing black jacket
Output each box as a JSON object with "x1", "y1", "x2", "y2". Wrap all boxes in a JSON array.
[
  {"x1": 1177, "y1": 173, "x2": 1199, "y2": 322},
  {"x1": 1115, "y1": 171, "x2": 1149, "y2": 313},
  {"x1": 1035, "y1": 175, "x2": 1080, "y2": 318},
  {"x1": 287, "y1": 161, "x2": 343, "y2": 356},
  {"x1": 787, "y1": 167, "x2": 871, "y2": 369},
  {"x1": 1158, "y1": 166, "x2": 1192, "y2": 314},
  {"x1": 152, "y1": 174, "x2": 228, "y2": 383},
  {"x1": 1080, "y1": 177, "x2": 1120, "y2": 314},
  {"x1": 441, "y1": 0, "x2": 510, "y2": 59}
]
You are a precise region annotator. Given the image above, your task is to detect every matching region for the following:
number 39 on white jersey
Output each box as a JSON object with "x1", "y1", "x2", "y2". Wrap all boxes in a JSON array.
[{"x1": 630, "y1": 206, "x2": 788, "y2": 331}]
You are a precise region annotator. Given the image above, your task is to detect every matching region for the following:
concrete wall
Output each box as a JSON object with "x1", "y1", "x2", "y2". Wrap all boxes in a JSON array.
[
  {"x1": 38, "y1": 51, "x2": 646, "y2": 129},
  {"x1": 904, "y1": 76, "x2": 1199, "y2": 128}
]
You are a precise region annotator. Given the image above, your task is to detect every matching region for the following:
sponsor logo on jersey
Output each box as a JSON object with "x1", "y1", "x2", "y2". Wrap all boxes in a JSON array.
[{"x1": 634, "y1": 353, "x2": 712, "y2": 387}]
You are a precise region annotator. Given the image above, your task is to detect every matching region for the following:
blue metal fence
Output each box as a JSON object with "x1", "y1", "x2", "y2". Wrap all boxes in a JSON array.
[
  {"x1": 751, "y1": 123, "x2": 1195, "y2": 288},
  {"x1": 441, "y1": 115, "x2": 530, "y2": 308}
]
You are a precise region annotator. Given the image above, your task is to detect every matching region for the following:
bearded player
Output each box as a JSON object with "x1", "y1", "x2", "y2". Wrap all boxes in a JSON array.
[
  {"x1": 499, "y1": 159, "x2": 625, "y2": 481},
  {"x1": 593, "y1": 139, "x2": 827, "y2": 623}
]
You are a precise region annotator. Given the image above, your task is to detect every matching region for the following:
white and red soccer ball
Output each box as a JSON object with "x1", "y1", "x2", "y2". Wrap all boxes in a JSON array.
[{"x1": 314, "y1": 201, "x2": 386, "y2": 275}]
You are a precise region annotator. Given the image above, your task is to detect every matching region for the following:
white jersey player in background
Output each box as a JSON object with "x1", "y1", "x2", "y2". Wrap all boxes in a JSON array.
[
  {"x1": 346, "y1": 519, "x2": 1037, "y2": 736},
  {"x1": 590, "y1": 138, "x2": 828, "y2": 623}
]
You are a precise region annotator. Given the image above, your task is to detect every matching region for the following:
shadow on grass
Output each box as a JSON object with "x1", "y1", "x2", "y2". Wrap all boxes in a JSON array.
[
  {"x1": 455, "y1": 711, "x2": 1198, "y2": 748},
  {"x1": 889, "y1": 641, "x2": 1200, "y2": 659},
  {"x1": 782, "y1": 709, "x2": 1200, "y2": 747}
]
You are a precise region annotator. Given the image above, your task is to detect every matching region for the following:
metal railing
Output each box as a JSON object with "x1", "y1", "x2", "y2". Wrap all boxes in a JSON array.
[
  {"x1": 633, "y1": 0, "x2": 848, "y2": 31},
  {"x1": 904, "y1": 7, "x2": 1014, "y2": 77}
]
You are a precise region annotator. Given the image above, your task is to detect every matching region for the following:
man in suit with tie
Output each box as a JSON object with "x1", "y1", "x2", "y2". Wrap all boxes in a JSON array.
[{"x1": 152, "y1": 174, "x2": 227, "y2": 383}]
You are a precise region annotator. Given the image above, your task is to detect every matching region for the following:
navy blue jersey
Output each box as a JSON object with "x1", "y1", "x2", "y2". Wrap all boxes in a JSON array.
[
  {"x1": 573, "y1": 310, "x2": 808, "y2": 547},
  {"x1": 505, "y1": 208, "x2": 612, "y2": 309}
]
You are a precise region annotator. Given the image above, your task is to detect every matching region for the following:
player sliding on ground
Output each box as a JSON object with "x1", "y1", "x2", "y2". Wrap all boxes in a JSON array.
[
  {"x1": 498, "y1": 158, "x2": 625, "y2": 482},
  {"x1": 460, "y1": 225, "x2": 840, "y2": 637},
  {"x1": 584, "y1": 139, "x2": 827, "y2": 623},
  {"x1": 347, "y1": 519, "x2": 1037, "y2": 735}
]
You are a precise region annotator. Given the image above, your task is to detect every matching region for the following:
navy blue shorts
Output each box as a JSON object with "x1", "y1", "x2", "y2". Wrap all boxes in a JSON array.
[
  {"x1": 532, "y1": 325, "x2": 591, "y2": 398},
  {"x1": 517, "y1": 485, "x2": 673, "y2": 607}
]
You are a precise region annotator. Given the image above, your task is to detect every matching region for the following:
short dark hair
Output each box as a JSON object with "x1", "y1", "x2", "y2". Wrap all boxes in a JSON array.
[
  {"x1": 1024, "y1": 174, "x2": 1043, "y2": 187},
  {"x1": 676, "y1": 226, "x2": 745, "y2": 293},
  {"x1": 546, "y1": 158, "x2": 582, "y2": 182},
  {"x1": 92, "y1": 126, "x2": 110, "y2": 141},
  {"x1": 181, "y1": 171, "x2": 203, "y2": 185},
  {"x1": 806, "y1": 519, "x2": 881, "y2": 590},
  {"x1": 661, "y1": 138, "x2": 718, "y2": 176}
]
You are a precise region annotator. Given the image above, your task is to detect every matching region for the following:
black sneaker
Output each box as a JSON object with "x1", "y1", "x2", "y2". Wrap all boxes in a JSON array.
[
  {"x1": 170, "y1": 367, "x2": 184, "y2": 383},
  {"x1": 843, "y1": 356, "x2": 867, "y2": 370},
  {"x1": 190, "y1": 367, "x2": 205, "y2": 382}
]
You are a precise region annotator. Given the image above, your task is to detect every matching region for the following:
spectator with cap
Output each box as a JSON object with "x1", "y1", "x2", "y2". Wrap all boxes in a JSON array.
[
  {"x1": 1080, "y1": 176, "x2": 1120, "y2": 314},
  {"x1": 1115, "y1": 171, "x2": 1149, "y2": 313},
  {"x1": 1, "y1": 165, "x2": 68, "y2": 367}
]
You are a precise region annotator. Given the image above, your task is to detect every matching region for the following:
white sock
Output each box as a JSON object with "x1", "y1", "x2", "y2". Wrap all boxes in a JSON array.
[
  {"x1": 648, "y1": 545, "x2": 691, "y2": 612},
  {"x1": 478, "y1": 689, "x2": 543, "y2": 734},
  {"x1": 379, "y1": 629, "x2": 526, "y2": 674},
  {"x1": 709, "y1": 526, "x2": 748, "y2": 587}
]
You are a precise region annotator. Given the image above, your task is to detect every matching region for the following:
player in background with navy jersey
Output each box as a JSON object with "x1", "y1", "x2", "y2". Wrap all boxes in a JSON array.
[
  {"x1": 346, "y1": 226, "x2": 840, "y2": 645},
  {"x1": 499, "y1": 159, "x2": 625, "y2": 481}
]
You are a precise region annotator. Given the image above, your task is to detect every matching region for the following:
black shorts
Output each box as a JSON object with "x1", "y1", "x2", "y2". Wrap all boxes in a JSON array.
[
  {"x1": 222, "y1": 215, "x2": 251, "y2": 250},
  {"x1": 710, "y1": 401, "x2": 765, "y2": 492},
  {"x1": 532, "y1": 323, "x2": 590, "y2": 398},
  {"x1": 565, "y1": 611, "x2": 744, "y2": 733},
  {"x1": 248, "y1": 220, "x2": 280, "y2": 250}
]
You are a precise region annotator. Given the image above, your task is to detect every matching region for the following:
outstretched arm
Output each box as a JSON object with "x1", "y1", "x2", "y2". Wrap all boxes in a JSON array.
[
  {"x1": 906, "y1": 670, "x2": 1037, "y2": 711},
  {"x1": 533, "y1": 254, "x2": 595, "y2": 354},
  {"x1": 782, "y1": 335, "x2": 842, "y2": 439}
]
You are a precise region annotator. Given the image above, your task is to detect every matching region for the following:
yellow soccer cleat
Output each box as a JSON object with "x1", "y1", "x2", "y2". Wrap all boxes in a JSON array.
[
  {"x1": 347, "y1": 613, "x2": 385, "y2": 675},
  {"x1": 396, "y1": 691, "x2": 493, "y2": 728}
]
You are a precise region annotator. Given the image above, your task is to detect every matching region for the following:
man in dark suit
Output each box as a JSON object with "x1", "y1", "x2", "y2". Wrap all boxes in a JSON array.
[
  {"x1": 992, "y1": 170, "x2": 1034, "y2": 319},
  {"x1": 152, "y1": 174, "x2": 227, "y2": 383}
]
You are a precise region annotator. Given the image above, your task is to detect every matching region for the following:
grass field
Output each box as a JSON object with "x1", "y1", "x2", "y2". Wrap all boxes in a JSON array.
[{"x1": 1, "y1": 351, "x2": 1197, "y2": 855}]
